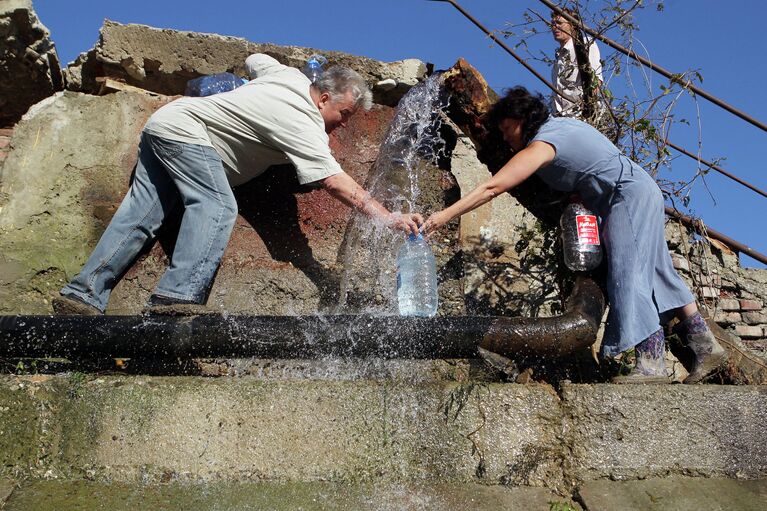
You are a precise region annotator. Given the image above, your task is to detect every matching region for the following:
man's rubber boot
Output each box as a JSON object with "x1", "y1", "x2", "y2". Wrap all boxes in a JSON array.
[
  {"x1": 52, "y1": 294, "x2": 102, "y2": 316},
  {"x1": 612, "y1": 328, "x2": 671, "y2": 384},
  {"x1": 673, "y1": 313, "x2": 728, "y2": 384}
]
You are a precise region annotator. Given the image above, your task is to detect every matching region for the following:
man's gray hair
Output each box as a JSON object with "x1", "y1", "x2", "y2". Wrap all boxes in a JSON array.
[{"x1": 314, "y1": 66, "x2": 373, "y2": 111}]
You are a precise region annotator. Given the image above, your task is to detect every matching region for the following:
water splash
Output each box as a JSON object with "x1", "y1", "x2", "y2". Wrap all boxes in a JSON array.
[{"x1": 335, "y1": 74, "x2": 449, "y2": 314}]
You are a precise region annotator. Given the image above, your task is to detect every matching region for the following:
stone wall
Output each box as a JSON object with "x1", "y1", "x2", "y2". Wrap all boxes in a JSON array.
[
  {"x1": 0, "y1": 0, "x2": 63, "y2": 126},
  {"x1": 449, "y1": 131, "x2": 561, "y2": 318}
]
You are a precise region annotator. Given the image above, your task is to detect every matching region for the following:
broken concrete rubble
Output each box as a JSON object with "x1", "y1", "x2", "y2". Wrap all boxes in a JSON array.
[
  {"x1": 63, "y1": 20, "x2": 431, "y2": 106},
  {"x1": 0, "y1": 0, "x2": 63, "y2": 126}
]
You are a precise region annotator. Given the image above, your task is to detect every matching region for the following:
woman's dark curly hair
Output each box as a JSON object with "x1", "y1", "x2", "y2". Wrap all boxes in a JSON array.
[{"x1": 486, "y1": 86, "x2": 550, "y2": 147}]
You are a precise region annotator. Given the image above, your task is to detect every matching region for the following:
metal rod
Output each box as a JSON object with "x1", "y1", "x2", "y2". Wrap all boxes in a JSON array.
[
  {"x1": 665, "y1": 141, "x2": 767, "y2": 200},
  {"x1": 431, "y1": 0, "x2": 767, "y2": 202},
  {"x1": 665, "y1": 207, "x2": 767, "y2": 265},
  {"x1": 428, "y1": 0, "x2": 576, "y2": 103},
  {"x1": 539, "y1": 0, "x2": 767, "y2": 134}
]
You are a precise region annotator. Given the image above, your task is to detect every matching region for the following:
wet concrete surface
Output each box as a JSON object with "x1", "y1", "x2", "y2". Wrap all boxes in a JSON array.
[
  {"x1": 4, "y1": 477, "x2": 766, "y2": 510},
  {"x1": 1, "y1": 480, "x2": 575, "y2": 511},
  {"x1": 578, "y1": 476, "x2": 767, "y2": 511}
]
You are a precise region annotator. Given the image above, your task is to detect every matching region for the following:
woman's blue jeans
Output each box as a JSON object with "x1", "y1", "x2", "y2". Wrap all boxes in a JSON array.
[{"x1": 61, "y1": 132, "x2": 238, "y2": 312}]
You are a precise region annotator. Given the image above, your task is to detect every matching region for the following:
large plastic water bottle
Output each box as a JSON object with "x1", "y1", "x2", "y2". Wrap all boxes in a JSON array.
[
  {"x1": 560, "y1": 197, "x2": 603, "y2": 272},
  {"x1": 301, "y1": 54, "x2": 327, "y2": 83},
  {"x1": 396, "y1": 233, "x2": 439, "y2": 317},
  {"x1": 185, "y1": 72, "x2": 248, "y2": 97}
]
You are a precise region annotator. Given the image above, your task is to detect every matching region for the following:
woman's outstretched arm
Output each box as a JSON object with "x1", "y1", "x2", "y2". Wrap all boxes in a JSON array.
[{"x1": 422, "y1": 141, "x2": 555, "y2": 235}]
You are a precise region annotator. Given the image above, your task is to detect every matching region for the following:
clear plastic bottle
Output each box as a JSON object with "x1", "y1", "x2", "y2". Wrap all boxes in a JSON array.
[
  {"x1": 560, "y1": 196, "x2": 603, "y2": 272},
  {"x1": 184, "y1": 72, "x2": 247, "y2": 97},
  {"x1": 301, "y1": 54, "x2": 327, "y2": 83},
  {"x1": 396, "y1": 233, "x2": 439, "y2": 317}
]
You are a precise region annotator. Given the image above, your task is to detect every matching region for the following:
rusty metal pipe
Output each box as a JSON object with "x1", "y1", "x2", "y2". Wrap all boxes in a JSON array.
[
  {"x1": 664, "y1": 141, "x2": 767, "y2": 200},
  {"x1": 0, "y1": 278, "x2": 604, "y2": 360},
  {"x1": 665, "y1": 207, "x2": 767, "y2": 265},
  {"x1": 480, "y1": 276, "x2": 605, "y2": 357}
]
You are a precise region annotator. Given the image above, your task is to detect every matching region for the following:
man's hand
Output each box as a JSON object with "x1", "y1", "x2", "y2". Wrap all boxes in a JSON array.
[
  {"x1": 322, "y1": 173, "x2": 424, "y2": 234},
  {"x1": 387, "y1": 212, "x2": 424, "y2": 236}
]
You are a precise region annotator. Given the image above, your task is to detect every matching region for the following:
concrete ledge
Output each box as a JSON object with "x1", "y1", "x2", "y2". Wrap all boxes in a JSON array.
[
  {"x1": 0, "y1": 478, "x2": 15, "y2": 506},
  {"x1": 1, "y1": 376, "x2": 766, "y2": 489}
]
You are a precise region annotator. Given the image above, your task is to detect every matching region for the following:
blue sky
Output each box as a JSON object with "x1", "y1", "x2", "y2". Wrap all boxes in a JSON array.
[{"x1": 34, "y1": 0, "x2": 766, "y2": 268}]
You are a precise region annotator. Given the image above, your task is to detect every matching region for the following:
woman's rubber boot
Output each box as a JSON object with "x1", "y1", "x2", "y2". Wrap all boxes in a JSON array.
[
  {"x1": 673, "y1": 312, "x2": 728, "y2": 384},
  {"x1": 612, "y1": 328, "x2": 671, "y2": 384}
]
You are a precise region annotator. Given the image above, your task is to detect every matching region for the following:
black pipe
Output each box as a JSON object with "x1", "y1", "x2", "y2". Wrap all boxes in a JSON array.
[{"x1": 0, "y1": 277, "x2": 604, "y2": 360}]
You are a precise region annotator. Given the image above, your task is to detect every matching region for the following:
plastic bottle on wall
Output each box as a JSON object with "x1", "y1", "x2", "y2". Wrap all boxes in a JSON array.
[
  {"x1": 396, "y1": 233, "x2": 439, "y2": 317},
  {"x1": 301, "y1": 54, "x2": 327, "y2": 83},
  {"x1": 185, "y1": 72, "x2": 248, "y2": 97},
  {"x1": 560, "y1": 196, "x2": 603, "y2": 272}
]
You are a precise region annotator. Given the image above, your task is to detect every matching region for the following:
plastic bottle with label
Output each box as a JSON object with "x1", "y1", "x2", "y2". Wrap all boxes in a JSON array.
[
  {"x1": 396, "y1": 233, "x2": 439, "y2": 317},
  {"x1": 185, "y1": 72, "x2": 248, "y2": 97},
  {"x1": 301, "y1": 54, "x2": 328, "y2": 83},
  {"x1": 560, "y1": 196, "x2": 603, "y2": 272}
]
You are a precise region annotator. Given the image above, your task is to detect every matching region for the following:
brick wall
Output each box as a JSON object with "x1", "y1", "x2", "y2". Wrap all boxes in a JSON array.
[{"x1": 667, "y1": 220, "x2": 767, "y2": 352}]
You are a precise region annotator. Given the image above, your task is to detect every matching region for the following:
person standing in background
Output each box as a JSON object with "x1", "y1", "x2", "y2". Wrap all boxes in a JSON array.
[{"x1": 550, "y1": 8, "x2": 605, "y2": 121}]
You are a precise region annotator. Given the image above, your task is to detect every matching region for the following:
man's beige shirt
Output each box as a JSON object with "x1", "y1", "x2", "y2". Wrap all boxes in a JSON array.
[{"x1": 143, "y1": 54, "x2": 343, "y2": 186}]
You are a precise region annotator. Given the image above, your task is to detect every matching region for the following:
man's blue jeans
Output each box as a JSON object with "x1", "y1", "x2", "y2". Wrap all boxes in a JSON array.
[{"x1": 61, "y1": 132, "x2": 238, "y2": 312}]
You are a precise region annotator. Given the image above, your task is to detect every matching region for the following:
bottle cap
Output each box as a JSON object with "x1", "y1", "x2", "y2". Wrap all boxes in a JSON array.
[
  {"x1": 408, "y1": 232, "x2": 424, "y2": 241},
  {"x1": 307, "y1": 54, "x2": 327, "y2": 68}
]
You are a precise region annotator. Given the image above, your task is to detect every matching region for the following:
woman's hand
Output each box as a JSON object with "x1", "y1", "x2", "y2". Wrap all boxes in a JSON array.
[
  {"x1": 422, "y1": 210, "x2": 452, "y2": 238},
  {"x1": 387, "y1": 212, "x2": 424, "y2": 235}
]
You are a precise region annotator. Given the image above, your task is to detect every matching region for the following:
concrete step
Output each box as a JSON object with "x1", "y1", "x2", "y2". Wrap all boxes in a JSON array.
[
  {"x1": 1, "y1": 375, "x2": 766, "y2": 490},
  {"x1": 0, "y1": 479, "x2": 579, "y2": 511}
]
